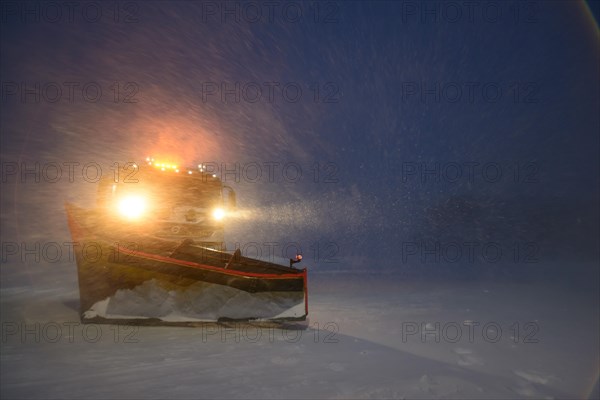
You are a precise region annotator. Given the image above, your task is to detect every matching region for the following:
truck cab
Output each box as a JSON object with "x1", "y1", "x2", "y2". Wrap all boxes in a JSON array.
[{"x1": 96, "y1": 159, "x2": 235, "y2": 248}]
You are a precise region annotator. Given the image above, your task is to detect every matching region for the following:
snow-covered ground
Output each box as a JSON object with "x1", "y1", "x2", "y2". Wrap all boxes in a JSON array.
[{"x1": 1, "y1": 267, "x2": 598, "y2": 399}]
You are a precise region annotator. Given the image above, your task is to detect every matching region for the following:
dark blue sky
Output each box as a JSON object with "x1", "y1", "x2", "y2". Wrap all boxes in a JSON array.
[{"x1": 1, "y1": 1, "x2": 598, "y2": 278}]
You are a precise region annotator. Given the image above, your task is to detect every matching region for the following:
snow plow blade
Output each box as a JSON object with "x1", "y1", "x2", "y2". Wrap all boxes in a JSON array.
[{"x1": 65, "y1": 203, "x2": 308, "y2": 326}]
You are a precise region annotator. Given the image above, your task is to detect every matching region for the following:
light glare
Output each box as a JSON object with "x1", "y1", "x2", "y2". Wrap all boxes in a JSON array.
[
  {"x1": 212, "y1": 207, "x2": 225, "y2": 221},
  {"x1": 118, "y1": 196, "x2": 146, "y2": 219}
]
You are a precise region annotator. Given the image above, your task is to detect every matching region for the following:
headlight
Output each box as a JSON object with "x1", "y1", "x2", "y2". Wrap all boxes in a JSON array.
[
  {"x1": 212, "y1": 207, "x2": 226, "y2": 221},
  {"x1": 118, "y1": 196, "x2": 146, "y2": 219}
]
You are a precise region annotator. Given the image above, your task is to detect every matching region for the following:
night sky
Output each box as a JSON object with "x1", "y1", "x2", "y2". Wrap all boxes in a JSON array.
[{"x1": 1, "y1": 1, "x2": 598, "y2": 281}]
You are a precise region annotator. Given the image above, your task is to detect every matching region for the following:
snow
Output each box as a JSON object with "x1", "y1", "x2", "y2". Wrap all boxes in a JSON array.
[
  {"x1": 1, "y1": 270, "x2": 598, "y2": 399},
  {"x1": 83, "y1": 279, "x2": 305, "y2": 321},
  {"x1": 1, "y1": 3, "x2": 598, "y2": 397}
]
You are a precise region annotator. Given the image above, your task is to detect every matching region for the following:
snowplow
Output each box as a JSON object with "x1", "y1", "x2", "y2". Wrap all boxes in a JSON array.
[{"x1": 65, "y1": 159, "x2": 308, "y2": 326}]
